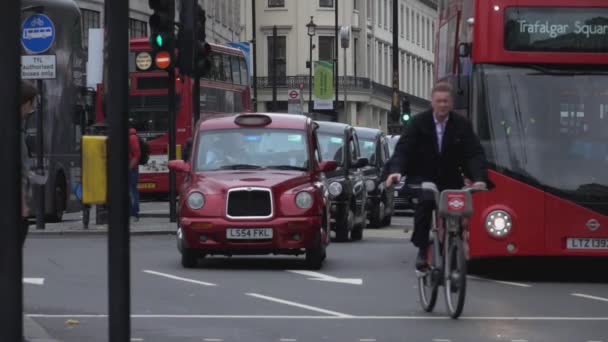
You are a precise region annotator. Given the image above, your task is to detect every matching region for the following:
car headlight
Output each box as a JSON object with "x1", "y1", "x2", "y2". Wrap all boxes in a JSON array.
[
  {"x1": 295, "y1": 191, "x2": 313, "y2": 209},
  {"x1": 328, "y1": 182, "x2": 343, "y2": 197},
  {"x1": 365, "y1": 179, "x2": 376, "y2": 192},
  {"x1": 187, "y1": 192, "x2": 205, "y2": 210},
  {"x1": 485, "y1": 210, "x2": 512, "y2": 237}
]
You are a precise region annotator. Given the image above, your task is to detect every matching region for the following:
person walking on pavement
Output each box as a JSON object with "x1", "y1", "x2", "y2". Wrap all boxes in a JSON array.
[
  {"x1": 19, "y1": 81, "x2": 39, "y2": 246},
  {"x1": 129, "y1": 127, "x2": 141, "y2": 222},
  {"x1": 385, "y1": 82, "x2": 491, "y2": 270}
]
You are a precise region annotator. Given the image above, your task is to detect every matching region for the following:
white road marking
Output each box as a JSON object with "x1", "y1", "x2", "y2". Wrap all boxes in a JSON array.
[
  {"x1": 203, "y1": 339, "x2": 223, "y2": 342},
  {"x1": 287, "y1": 270, "x2": 363, "y2": 285},
  {"x1": 246, "y1": 293, "x2": 352, "y2": 318},
  {"x1": 280, "y1": 339, "x2": 297, "y2": 342},
  {"x1": 512, "y1": 340, "x2": 528, "y2": 342},
  {"x1": 359, "y1": 339, "x2": 377, "y2": 342},
  {"x1": 131, "y1": 339, "x2": 144, "y2": 342},
  {"x1": 572, "y1": 293, "x2": 608, "y2": 303},
  {"x1": 142, "y1": 270, "x2": 216, "y2": 287},
  {"x1": 26, "y1": 314, "x2": 608, "y2": 321},
  {"x1": 468, "y1": 275, "x2": 531, "y2": 288},
  {"x1": 432, "y1": 339, "x2": 451, "y2": 342},
  {"x1": 23, "y1": 278, "x2": 45, "y2": 285},
  {"x1": 587, "y1": 340, "x2": 604, "y2": 342}
]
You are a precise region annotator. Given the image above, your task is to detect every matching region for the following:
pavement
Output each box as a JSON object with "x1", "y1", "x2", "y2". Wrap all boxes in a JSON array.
[{"x1": 22, "y1": 210, "x2": 608, "y2": 341}]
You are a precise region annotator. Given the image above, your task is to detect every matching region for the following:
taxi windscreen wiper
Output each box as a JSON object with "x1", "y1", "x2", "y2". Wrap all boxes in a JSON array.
[
  {"x1": 219, "y1": 164, "x2": 263, "y2": 170},
  {"x1": 266, "y1": 165, "x2": 307, "y2": 171}
]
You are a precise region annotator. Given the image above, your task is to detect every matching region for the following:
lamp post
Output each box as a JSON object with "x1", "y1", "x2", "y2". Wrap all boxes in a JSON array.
[{"x1": 306, "y1": 16, "x2": 316, "y2": 115}]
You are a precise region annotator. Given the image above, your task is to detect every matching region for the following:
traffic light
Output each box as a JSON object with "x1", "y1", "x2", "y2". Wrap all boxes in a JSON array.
[
  {"x1": 149, "y1": 0, "x2": 175, "y2": 69},
  {"x1": 400, "y1": 97, "x2": 411, "y2": 125},
  {"x1": 177, "y1": 2, "x2": 210, "y2": 77}
]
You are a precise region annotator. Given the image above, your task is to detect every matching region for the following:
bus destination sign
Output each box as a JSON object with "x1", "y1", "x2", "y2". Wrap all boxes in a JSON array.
[{"x1": 504, "y1": 7, "x2": 608, "y2": 52}]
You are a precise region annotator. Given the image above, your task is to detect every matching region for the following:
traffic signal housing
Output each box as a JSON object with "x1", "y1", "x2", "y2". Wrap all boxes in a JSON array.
[
  {"x1": 177, "y1": 3, "x2": 211, "y2": 77},
  {"x1": 400, "y1": 97, "x2": 411, "y2": 125},
  {"x1": 149, "y1": 0, "x2": 175, "y2": 69}
]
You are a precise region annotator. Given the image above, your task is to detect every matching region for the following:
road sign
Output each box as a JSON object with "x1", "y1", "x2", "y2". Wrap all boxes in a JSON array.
[
  {"x1": 21, "y1": 14, "x2": 56, "y2": 54},
  {"x1": 288, "y1": 89, "x2": 300, "y2": 100},
  {"x1": 21, "y1": 55, "x2": 56, "y2": 80},
  {"x1": 155, "y1": 51, "x2": 171, "y2": 69}
]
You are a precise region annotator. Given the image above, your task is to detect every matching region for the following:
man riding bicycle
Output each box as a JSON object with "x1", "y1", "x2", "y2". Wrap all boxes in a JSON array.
[{"x1": 385, "y1": 82, "x2": 491, "y2": 271}]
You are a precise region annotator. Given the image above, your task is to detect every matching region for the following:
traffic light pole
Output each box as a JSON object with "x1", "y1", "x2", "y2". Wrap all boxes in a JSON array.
[
  {"x1": 251, "y1": 0, "x2": 258, "y2": 112},
  {"x1": 36, "y1": 79, "x2": 45, "y2": 230},
  {"x1": 105, "y1": 0, "x2": 131, "y2": 339},
  {"x1": 390, "y1": 0, "x2": 400, "y2": 122},
  {"x1": 0, "y1": 1, "x2": 23, "y2": 341}
]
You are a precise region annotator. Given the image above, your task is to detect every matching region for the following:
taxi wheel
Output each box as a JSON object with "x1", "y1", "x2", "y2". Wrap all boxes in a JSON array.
[
  {"x1": 335, "y1": 209, "x2": 353, "y2": 242},
  {"x1": 305, "y1": 246, "x2": 325, "y2": 270},
  {"x1": 181, "y1": 249, "x2": 198, "y2": 268},
  {"x1": 369, "y1": 201, "x2": 385, "y2": 228}
]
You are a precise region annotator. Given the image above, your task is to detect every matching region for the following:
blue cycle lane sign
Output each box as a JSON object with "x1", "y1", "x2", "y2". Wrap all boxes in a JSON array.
[{"x1": 21, "y1": 14, "x2": 57, "y2": 80}]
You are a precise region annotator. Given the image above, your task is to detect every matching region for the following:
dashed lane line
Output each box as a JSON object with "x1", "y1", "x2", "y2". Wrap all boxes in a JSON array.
[
  {"x1": 142, "y1": 270, "x2": 216, "y2": 287},
  {"x1": 246, "y1": 293, "x2": 352, "y2": 318},
  {"x1": 467, "y1": 275, "x2": 531, "y2": 288},
  {"x1": 572, "y1": 293, "x2": 608, "y2": 303}
]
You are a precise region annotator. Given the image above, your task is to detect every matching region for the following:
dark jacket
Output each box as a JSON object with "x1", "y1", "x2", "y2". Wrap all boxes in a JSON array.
[{"x1": 388, "y1": 110, "x2": 489, "y2": 190}]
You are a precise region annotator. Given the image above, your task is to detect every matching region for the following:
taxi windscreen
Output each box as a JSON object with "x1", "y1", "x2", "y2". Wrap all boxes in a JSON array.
[{"x1": 196, "y1": 129, "x2": 309, "y2": 171}]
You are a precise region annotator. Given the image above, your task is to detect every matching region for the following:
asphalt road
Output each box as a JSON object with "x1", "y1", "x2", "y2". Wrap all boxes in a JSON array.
[{"x1": 23, "y1": 215, "x2": 608, "y2": 342}]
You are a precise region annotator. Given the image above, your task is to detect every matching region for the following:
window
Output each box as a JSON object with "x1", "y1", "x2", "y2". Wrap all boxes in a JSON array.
[
  {"x1": 368, "y1": 0, "x2": 373, "y2": 20},
  {"x1": 240, "y1": 58, "x2": 249, "y2": 85},
  {"x1": 389, "y1": 0, "x2": 393, "y2": 32},
  {"x1": 231, "y1": 56, "x2": 241, "y2": 85},
  {"x1": 367, "y1": 42, "x2": 371, "y2": 78},
  {"x1": 214, "y1": 0, "x2": 220, "y2": 20},
  {"x1": 267, "y1": 36, "x2": 287, "y2": 85},
  {"x1": 320, "y1": 0, "x2": 334, "y2": 8},
  {"x1": 318, "y1": 36, "x2": 335, "y2": 61},
  {"x1": 383, "y1": 45, "x2": 388, "y2": 85},
  {"x1": 81, "y1": 9, "x2": 100, "y2": 48},
  {"x1": 377, "y1": 1, "x2": 382, "y2": 27},
  {"x1": 416, "y1": 13, "x2": 420, "y2": 45},
  {"x1": 384, "y1": 0, "x2": 388, "y2": 29},
  {"x1": 421, "y1": 17, "x2": 425, "y2": 49},
  {"x1": 354, "y1": 0, "x2": 359, "y2": 11},
  {"x1": 400, "y1": 5, "x2": 404, "y2": 36},
  {"x1": 377, "y1": 44, "x2": 382, "y2": 83},
  {"x1": 268, "y1": 0, "x2": 284, "y2": 8},
  {"x1": 354, "y1": 38, "x2": 359, "y2": 77},
  {"x1": 431, "y1": 22, "x2": 435, "y2": 49},
  {"x1": 129, "y1": 19, "x2": 147, "y2": 39},
  {"x1": 406, "y1": 8, "x2": 410, "y2": 40}
]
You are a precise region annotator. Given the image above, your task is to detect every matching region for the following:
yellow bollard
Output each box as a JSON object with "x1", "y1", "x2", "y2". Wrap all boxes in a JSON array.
[{"x1": 82, "y1": 136, "x2": 108, "y2": 204}]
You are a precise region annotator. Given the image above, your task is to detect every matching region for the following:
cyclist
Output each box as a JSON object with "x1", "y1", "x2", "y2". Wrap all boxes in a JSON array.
[{"x1": 385, "y1": 82, "x2": 491, "y2": 271}]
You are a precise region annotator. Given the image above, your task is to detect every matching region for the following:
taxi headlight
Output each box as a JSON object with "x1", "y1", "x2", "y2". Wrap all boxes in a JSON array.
[
  {"x1": 328, "y1": 182, "x2": 343, "y2": 197},
  {"x1": 485, "y1": 210, "x2": 512, "y2": 238},
  {"x1": 295, "y1": 191, "x2": 313, "y2": 209},
  {"x1": 187, "y1": 192, "x2": 205, "y2": 210},
  {"x1": 365, "y1": 179, "x2": 376, "y2": 192}
]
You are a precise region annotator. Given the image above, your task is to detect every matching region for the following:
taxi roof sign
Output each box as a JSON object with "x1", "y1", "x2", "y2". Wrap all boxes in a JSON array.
[{"x1": 235, "y1": 114, "x2": 272, "y2": 127}]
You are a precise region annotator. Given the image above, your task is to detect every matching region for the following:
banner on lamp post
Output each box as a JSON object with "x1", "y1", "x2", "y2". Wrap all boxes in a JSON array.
[{"x1": 313, "y1": 60, "x2": 334, "y2": 110}]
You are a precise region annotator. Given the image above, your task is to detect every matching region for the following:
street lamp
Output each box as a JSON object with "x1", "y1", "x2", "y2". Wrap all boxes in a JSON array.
[{"x1": 306, "y1": 16, "x2": 316, "y2": 115}]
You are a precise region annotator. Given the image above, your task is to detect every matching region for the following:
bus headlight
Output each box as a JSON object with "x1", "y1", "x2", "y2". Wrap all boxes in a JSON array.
[
  {"x1": 485, "y1": 210, "x2": 512, "y2": 238},
  {"x1": 365, "y1": 179, "x2": 376, "y2": 192},
  {"x1": 187, "y1": 192, "x2": 205, "y2": 210},
  {"x1": 328, "y1": 182, "x2": 343, "y2": 197},
  {"x1": 295, "y1": 191, "x2": 313, "y2": 209}
]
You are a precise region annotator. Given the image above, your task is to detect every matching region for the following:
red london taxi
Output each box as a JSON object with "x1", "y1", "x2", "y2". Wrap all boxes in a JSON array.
[{"x1": 168, "y1": 113, "x2": 337, "y2": 269}]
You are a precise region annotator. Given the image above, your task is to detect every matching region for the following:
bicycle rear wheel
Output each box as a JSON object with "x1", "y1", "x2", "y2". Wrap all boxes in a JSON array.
[
  {"x1": 417, "y1": 241, "x2": 438, "y2": 312},
  {"x1": 444, "y1": 235, "x2": 467, "y2": 319}
]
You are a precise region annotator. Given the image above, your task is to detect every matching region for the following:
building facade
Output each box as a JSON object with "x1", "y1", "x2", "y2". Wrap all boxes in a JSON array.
[
  {"x1": 75, "y1": 0, "x2": 242, "y2": 50},
  {"x1": 241, "y1": 0, "x2": 437, "y2": 131}
]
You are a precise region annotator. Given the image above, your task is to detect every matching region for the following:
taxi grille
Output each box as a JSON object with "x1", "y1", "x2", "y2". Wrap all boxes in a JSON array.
[{"x1": 227, "y1": 188, "x2": 272, "y2": 218}]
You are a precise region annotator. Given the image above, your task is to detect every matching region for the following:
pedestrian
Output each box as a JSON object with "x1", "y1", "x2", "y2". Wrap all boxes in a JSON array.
[
  {"x1": 129, "y1": 127, "x2": 141, "y2": 222},
  {"x1": 20, "y1": 81, "x2": 39, "y2": 246},
  {"x1": 385, "y1": 81, "x2": 492, "y2": 270}
]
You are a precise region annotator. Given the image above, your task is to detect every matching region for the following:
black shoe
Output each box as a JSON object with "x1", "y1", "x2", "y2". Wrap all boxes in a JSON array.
[{"x1": 416, "y1": 247, "x2": 429, "y2": 271}]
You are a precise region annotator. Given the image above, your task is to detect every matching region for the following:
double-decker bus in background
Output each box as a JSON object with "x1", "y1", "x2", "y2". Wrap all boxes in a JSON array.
[
  {"x1": 97, "y1": 39, "x2": 252, "y2": 195},
  {"x1": 437, "y1": 0, "x2": 608, "y2": 259}
]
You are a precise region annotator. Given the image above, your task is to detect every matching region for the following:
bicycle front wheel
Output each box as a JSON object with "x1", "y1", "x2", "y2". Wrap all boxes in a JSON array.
[{"x1": 444, "y1": 236, "x2": 467, "y2": 319}]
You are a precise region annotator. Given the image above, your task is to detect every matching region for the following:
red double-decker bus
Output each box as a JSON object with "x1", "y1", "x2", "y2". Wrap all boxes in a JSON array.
[
  {"x1": 97, "y1": 38, "x2": 252, "y2": 194},
  {"x1": 437, "y1": 0, "x2": 608, "y2": 258}
]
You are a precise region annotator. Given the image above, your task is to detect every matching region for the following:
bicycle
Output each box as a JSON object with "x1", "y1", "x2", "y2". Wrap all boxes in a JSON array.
[{"x1": 411, "y1": 182, "x2": 484, "y2": 319}]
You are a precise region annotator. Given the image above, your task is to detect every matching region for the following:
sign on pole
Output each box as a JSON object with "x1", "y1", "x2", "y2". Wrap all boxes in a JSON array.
[
  {"x1": 21, "y1": 55, "x2": 56, "y2": 79},
  {"x1": 287, "y1": 88, "x2": 302, "y2": 114},
  {"x1": 313, "y1": 61, "x2": 334, "y2": 110}
]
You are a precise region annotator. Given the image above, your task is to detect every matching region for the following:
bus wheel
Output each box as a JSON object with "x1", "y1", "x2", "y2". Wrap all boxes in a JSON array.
[{"x1": 48, "y1": 177, "x2": 66, "y2": 223}]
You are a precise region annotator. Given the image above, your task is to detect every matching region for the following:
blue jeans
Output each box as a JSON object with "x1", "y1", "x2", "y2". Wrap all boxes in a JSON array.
[{"x1": 129, "y1": 168, "x2": 140, "y2": 218}]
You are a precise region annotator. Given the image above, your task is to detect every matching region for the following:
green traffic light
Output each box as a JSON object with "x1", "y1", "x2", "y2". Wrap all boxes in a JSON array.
[
  {"x1": 402, "y1": 113, "x2": 410, "y2": 121},
  {"x1": 155, "y1": 34, "x2": 164, "y2": 47}
]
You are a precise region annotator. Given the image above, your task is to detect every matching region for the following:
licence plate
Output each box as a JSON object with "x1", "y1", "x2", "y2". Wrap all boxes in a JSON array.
[
  {"x1": 227, "y1": 228, "x2": 273, "y2": 240},
  {"x1": 394, "y1": 191, "x2": 399, "y2": 197},
  {"x1": 138, "y1": 183, "x2": 156, "y2": 189},
  {"x1": 566, "y1": 238, "x2": 608, "y2": 250}
]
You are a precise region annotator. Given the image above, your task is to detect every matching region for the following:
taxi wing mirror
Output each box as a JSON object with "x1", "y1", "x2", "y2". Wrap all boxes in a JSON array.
[
  {"x1": 168, "y1": 160, "x2": 190, "y2": 173},
  {"x1": 353, "y1": 157, "x2": 369, "y2": 169},
  {"x1": 318, "y1": 160, "x2": 337, "y2": 173}
]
